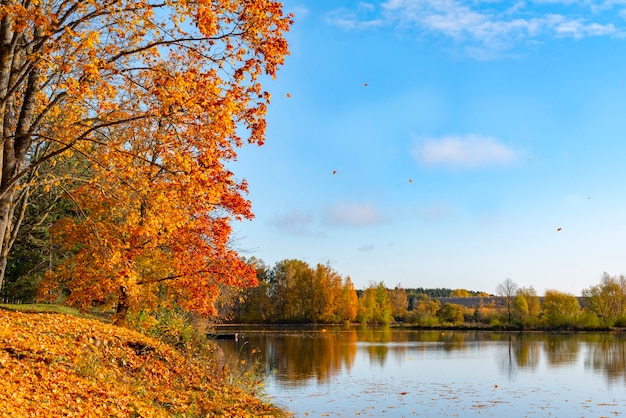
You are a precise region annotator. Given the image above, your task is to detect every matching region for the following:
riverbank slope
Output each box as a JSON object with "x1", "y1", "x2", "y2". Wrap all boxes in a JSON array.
[{"x1": 0, "y1": 308, "x2": 286, "y2": 417}]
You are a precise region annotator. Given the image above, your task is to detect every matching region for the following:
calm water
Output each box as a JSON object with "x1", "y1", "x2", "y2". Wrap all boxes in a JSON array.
[{"x1": 216, "y1": 327, "x2": 626, "y2": 417}]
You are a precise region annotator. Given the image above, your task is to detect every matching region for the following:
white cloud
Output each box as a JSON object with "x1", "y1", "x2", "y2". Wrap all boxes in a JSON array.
[
  {"x1": 324, "y1": 202, "x2": 386, "y2": 227},
  {"x1": 413, "y1": 134, "x2": 518, "y2": 167},
  {"x1": 326, "y1": 0, "x2": 624, "y2": 56}
]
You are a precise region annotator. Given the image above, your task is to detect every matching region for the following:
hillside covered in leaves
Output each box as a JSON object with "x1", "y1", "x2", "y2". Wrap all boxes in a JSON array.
[{"x1": 0, "y1": 309, "x2": 286, "y2": 417}]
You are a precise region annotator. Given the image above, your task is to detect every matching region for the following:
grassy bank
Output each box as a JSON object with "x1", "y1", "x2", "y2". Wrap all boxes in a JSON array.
[{"x1": 0, "y1": 305, "x2": 288, "y2": 417}]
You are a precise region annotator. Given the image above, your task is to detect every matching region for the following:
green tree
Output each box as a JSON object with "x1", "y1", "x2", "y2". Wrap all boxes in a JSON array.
[
  {"x1": 357, "y1": 282, "x2": 392, "y2": 325},
  {"x1": 408, "y1": 294, "x2": 440, "y2": 326},
  {"x1": 1, "y1": 153, "x2": 89, "y2": 302},
  {"x1": 437, "y1": 303, "x2": 464, "y2": 325},
  {"x1": 275, "y1": 259, "x2": 313, "y2": 322},
  {"x1": 230, "y1": 259, "x2": 274, "y2": 323},
  {"x1": 514, "y1": 286, "x2": 541, "y2": 327},
  {"x1": 513, "y1": 294, "x2": 529, "y2": 326},
  {"x1": 582, "y1": 273, "x2": 626, "y2": 326}
]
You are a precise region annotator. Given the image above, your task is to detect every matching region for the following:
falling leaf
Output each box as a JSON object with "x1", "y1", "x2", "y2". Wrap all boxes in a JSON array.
[
  {"x1": 332, "y1": 170, "x2": 337, "y2": 175},
  {"x1": 557, "y1": 227, "x2": 562, "y2": 231},
  {"x1": 408, "y1": 179, "x2": 413, "y2": 183},
  {"x1": 286, "y1": 93, "x2": 291, "y2": 98},
  {"x1": 363, "y1": 83, "x2": 368, "y2": 87}
]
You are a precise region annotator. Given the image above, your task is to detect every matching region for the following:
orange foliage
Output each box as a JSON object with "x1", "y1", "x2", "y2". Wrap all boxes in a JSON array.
[
  {"x1": 10, "y1": 1, "x2": 294, "y2": 320},
  {"x1": 0, "y1": 310, "x2": 283, "y2": 417}
]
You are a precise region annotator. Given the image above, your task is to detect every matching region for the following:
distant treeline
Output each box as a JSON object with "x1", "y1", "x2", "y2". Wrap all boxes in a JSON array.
[
  {"x1": 404, "y1": 287, "x2": 491, "y2": 298},
  {"x1": 225, "y1": 259, "x2": 626, "y2": 330}
]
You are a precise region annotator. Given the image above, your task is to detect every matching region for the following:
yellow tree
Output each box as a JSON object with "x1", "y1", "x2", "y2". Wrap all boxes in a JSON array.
[
  {"x1": 583, "y1": 273, "x2": 626, "y2": 326},
  {"x1": 389, "y1": 284, "x2": 408, "y2": 321},
  {"x1": 0, "y1": 1, "x2": 293, "y2": 323},
  {"x1": 450, "y1": 289, "x2": 471, "y2": 297},
  {"x1": 542, "y1": 290, "x2": 581, "y2": 328},
  {"x1": 514, "y1": 286, "x2": 541, "y2": 327}
]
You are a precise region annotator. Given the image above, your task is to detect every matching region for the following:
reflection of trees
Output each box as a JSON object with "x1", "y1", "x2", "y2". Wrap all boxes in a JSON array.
[
  {"x1": 219, "y1": 329, "x2": 626, "y2": 387},
  {"x1": 513, "y1": 334, "x2": 541, "y2": 370},
  {"x1": 585, "y1": 335, "x2": 626, "y2": 384},
  {"x1": 357, "y1": 326, "x2": 392, "y2": 367},
  {"x1": 543, "y1": 335, "x2": 580, "y2": 366},
  {"x1": 221, "y1": 329, "x2": 359, "y2": 386},
  {"x1": 498, "y1": 334, "x2": 542, "y2": 378}
]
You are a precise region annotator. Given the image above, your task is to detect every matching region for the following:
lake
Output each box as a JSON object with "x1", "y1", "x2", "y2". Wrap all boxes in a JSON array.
[{"x1": 215, "y1": 327, "x2": 626, "y2": 417}]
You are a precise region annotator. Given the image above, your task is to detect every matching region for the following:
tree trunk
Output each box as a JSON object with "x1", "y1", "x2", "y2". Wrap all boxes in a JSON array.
[
  {"x1": 113, "y1": 286, "x2": 130, "y2": 326},
  {"x1": 0, "y1": 187, "x2": 14, "y2": 294}
]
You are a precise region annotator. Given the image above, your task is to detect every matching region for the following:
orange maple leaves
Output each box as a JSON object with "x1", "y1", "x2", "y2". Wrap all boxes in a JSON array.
[
  {"x1": 0, "y1": 310, "x2": 281, "y2": 417},
  {"x1": 25, "y1": 1, "x2": 293, "y2": 321}
]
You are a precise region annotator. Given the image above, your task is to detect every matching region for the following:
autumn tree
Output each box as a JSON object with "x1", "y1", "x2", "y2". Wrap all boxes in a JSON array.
[
  {"x1": 389, "y1": 284, "x2": 408, "y2": 321},
  {"x1": 312, "y1": 263, "x2": 344, "y2": 323},
  {"x1": 335, "y1": 276, "x2": 358, "y2": 324},
  {"x1": 450, "y1": 289, "x2": 471, "y2": 298},
  {"x1": 5, "y1": 1, "x2": 294, "y2": 324},
  {"x1": 230, "y1": 259, "x2": 357, "y2": 324}
]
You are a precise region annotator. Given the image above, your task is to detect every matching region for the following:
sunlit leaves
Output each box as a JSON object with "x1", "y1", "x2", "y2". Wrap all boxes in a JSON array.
[
  {"x1": 0, "y1": 310, "x2": 281, "y2": 416},
  {"x1": 15, "y1": 1, "x2": 294, "y2": 322}
]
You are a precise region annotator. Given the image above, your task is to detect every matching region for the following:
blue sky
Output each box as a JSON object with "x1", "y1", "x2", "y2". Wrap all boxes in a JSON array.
[{"x1": 233, "y1": 0, "x2": 626, "y2": 295}]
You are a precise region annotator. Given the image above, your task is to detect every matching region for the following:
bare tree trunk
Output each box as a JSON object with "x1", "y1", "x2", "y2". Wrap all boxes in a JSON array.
[
  {"x1": 0, "y1": 177, "x2": 15, "y2": 294},
  {"x1": 0, "y1": 15, "x2": 44, "y2": 292}
]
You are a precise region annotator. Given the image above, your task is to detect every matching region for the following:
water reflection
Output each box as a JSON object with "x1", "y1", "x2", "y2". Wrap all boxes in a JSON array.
[
  {"x1": 511, "y1": 333, "x2": 541, "y2": 369},
  {"x1": 216, "y1": 328, "x2": 626, "y2": 388},
  {"x1": 585, "y1": 334, "x2": 626, "y2": 385}
]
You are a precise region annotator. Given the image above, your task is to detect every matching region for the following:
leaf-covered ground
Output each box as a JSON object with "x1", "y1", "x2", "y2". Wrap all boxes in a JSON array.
[{"x1": 0, "y1": 309, "x2": 285, "y2": 417}]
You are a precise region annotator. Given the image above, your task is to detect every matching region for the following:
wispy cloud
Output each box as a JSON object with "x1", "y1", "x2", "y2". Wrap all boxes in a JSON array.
[
  {"x1": 326, "y1": 0, "x2": 624, "y2": 56},
  {"x1": 270, "y1": 210, "x2": 317, "y2": 236},
  {"x1": 324, "y1": 201, "x2": 386, "y2": 227},
  {"x1": 325, "y1": 2, "x2": 385, "y2": 29},
  {"x1": 413, "y1": 134, "x2": 518, "y2": 168}
]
